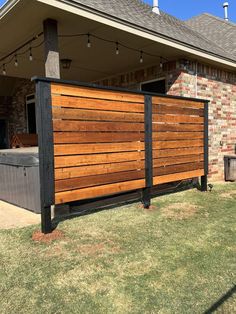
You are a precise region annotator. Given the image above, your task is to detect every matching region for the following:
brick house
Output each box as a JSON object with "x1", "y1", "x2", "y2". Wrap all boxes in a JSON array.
[{"x1": 0, "y1": 0, "x2": 235, "y2": 181}]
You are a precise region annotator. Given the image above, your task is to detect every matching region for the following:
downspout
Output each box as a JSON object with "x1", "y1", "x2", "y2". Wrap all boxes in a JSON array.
[{"x1": 195, "y1": 61, "x2": 198, "y2": 98}]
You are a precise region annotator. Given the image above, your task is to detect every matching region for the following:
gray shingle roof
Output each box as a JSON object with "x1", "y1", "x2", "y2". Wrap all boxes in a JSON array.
[
  {"x1": 186, "y1": 13, "x2": 236, "y2": 59},
  {"x1": 72, "y1": 0, "x2": 236, "y2": 62}
]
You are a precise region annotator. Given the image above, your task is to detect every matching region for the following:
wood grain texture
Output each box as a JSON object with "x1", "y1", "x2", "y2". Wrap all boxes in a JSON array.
[
  {"x1": 55, "y1": 160, "x2": 145, "y2": 180},
  {"x1": 53, "y1": 120, "x2": 144, "y2": 132},
  {"x1": 52, "y1": 95, "x2": 144, "y2": 112},
  {"x1": 54, "y1": 142, "x2": 144, "y2": 156},
  {"x1": 152, "y1": 104, "x2": 204, "y2": 116},
  {"x1": 152, "y1": 139, "x2": 203, "y2": 149},
  {"x1": 153, "y1": 154, "x2": 204, "y2": 167},
  {"x1": 153, "y1": 114, "x2": 203, "y2": 124},
  {"x1": 55, "y1": 151, "x2": 145, "y2": 168},
  {"x1": 55, "y1": 179, "x2": 146, "y2": 204},
  {"x1": 52, "y1": 107, "x2": 144, "y2": 122},
  {"x1": 153, "y1": 169, "x2": 204, "y2": 185},
  {"x1": 153, "y1": 132, "x2": 203, "y2": 140},
  {"x1": 153, "y1": 123, "x2": 204, "y2": 132},
  {"x1": 51, "y1": 83, "x2": 144, "y2": 103},
  {"x1": 153, "y1": 147, "x2": 203, "y2": 158},
  {"x1": 54, "y1": 132, "x2": 144, "y2": 144},
  {"x1": 152, "y1": 96, "x2": 204, "y2": 109},
  {"x1": 153, "y1": 161, "x2": 204, "y2": 177}
]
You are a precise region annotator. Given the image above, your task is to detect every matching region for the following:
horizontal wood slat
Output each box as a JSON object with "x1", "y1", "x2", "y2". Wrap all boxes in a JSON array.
[
  {"x1": 153, "y1": 169, "x2": 204, "y2": 185},
  {"x1": 55, "y1": 160, "x2": 145, "y2": 180},
  {"x1": 54, "y1": 132, "x2": 144, "y2": 144},
  {"x1": 55, "y1": 169, "x2": 145, "y2": 192},
  {"x1": 153, "y1": 132, "x2": 203, "y2": 140},
  {"x1": 55, "y1": 151, "x2": 145, "y2": 168},
  {"x1": 153, "y1": 114, "x2": 203, "y2": 124},
  {"x1": 52, "y1": 107, "x2": 144, "y2": 122},
  {"x1": 152, "y1": 96, "x2": 204, "y2": 109},
  {"x1": 153, "y1": 147, "x2": 203, "y2": 158},
  {"x1": 152, "y1": 139, "x2": 203, "y2": 149},
  {"x1": 51, "y1": 83, "x2": 144, "y2": 103},
  {"x1": 53, "y1": 120, "x2": 144, "y2": 132},
  {"x1": 54, "y1": 142, "x2": 144, "y2": 156},
  {"x1": 55, "y1": 179, "x2": 146, "y2": 204},
  {"x1": 153, "y1": 123, "x2": 204, "y2": 132},
  {"x1": 153, "y1": 154, "x2": 204, "y2": 168},
  {"x1": 153, "y1": 104, "x2": 204, "y2": 116},
  {"x1": 52, "y1": 95, "x2": 144, "y2": 113},
  {"x1": 153, "y1": 161, "x2": 204, "y2": 177}
]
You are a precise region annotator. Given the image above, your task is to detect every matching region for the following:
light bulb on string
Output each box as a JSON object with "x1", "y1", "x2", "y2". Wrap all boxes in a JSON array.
[
  {"x1": 116, "y1": 42, "x2": 119, "y2": 55},
  {"x1": 87, "y1": 34, "x2": 91, "y2": 48},
  {"x1": 14, "y1": 55, "x2": 18, "y2": 67},
  {"x1": 140, "y1": 51, "x2": 143, "y2": 63},
  {"x1": 29, "y1": 48, "x2": 33, "y2": 61},
  {"x1": 2, "y1": 64, "x2": 6, "y2": 76}
]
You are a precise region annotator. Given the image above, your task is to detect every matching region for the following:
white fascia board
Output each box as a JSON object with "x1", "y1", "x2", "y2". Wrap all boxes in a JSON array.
[{"x1": 37, "y1": 0, "x2": 235, "y2": 69}]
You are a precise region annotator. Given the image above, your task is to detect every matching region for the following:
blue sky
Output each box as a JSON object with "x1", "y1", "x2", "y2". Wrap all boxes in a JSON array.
[{"x1": 0, "y1": 0, "x2": 235, "y2": 22}]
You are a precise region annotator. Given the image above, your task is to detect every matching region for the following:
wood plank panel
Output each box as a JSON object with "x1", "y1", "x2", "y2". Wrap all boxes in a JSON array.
[
  {"x1": 55, "y1": 179, "x2": 146, "y2": 204},
  {"x1": 55, "y1": 169, "x2": 145, "y2": 192},
  {"x1": 153, "y1": 161, "x2": 204, "y2": 177},
  {"x1": 153, "y1": 114, "x2": 203, "y2": 124},
  {"x1": 53, "y1": 120, "x2": 144, "y2": 132},
  {"x1": 54, "y1": 142, "x2": 144, "y2": 156},
  {"x1": 153, "y1": 147, "x2": 204, "y2": 158},
  {"x1": 152, "y1": 96, "x2": 204, "y2": 109},
  {"x1": 153, "y1": 123, "x2": 204, "y2": 132},
  {"x1": 153, "y1": 132, "x2": 203, "y2": 141},
  {"x1": 52, "y1": 107, "x2": 144, "y2": 122},
  {"x1": 55, "y1": 160, "x2": 145, "y2": 180},
  {"x1": 55, "y1": 151, "x2": 145, "y2": 168},
  {"x1": 152, "y1": 104, "x2": 204, "y2": 116},
  {"x1": 153, "y1": 169, "x2": 205, "y2": 185},
  {"x1": 52, "y1": 95, "x2": 145, "y2": 113},
  {"x1": 54, "y1": 132, "x2": 145, "y2": 144},
  {"x1": 152, "y1": 139, "x2": 203, "y2": 149},
  {"x1": 153, "y1": 154, "x2": 204, "y2": 167},
  {"x1": 51, "y1": 83, "x2": 144, "y2": 103}
]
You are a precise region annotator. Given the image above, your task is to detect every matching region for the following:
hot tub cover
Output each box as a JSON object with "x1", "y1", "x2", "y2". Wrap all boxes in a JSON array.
[{"x1": 0, "y1": 147, "x2": 39, "y2": 167}]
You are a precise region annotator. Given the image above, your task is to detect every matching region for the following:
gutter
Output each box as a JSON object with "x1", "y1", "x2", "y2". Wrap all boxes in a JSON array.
[{"x1": 0, "y1": 0, "x2": 21, "y2": 19}]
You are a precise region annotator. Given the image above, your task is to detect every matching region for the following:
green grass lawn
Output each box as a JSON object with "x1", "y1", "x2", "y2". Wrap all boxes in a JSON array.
[{"x1": 0, "y1": 183, "x2": 236, "y2": 314}]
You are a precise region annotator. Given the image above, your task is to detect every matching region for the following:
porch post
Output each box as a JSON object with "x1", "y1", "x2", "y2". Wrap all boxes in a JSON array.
[
  {"x1": 201, "y1": 101, "x2": 209, "y2": 192},
  {"x1": 43, "y1": 19, "x2": 61, "y2": 79}
]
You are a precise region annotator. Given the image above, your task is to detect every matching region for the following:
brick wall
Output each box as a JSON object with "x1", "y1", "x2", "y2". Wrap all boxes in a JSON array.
[{"x1": 96, "y1": 61, "x2": 236, "y2": 181}]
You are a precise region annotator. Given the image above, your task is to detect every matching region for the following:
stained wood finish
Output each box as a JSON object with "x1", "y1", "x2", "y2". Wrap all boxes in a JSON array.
[{"x1": 50, "y1": 82, "x2": 206, "y2": 205}]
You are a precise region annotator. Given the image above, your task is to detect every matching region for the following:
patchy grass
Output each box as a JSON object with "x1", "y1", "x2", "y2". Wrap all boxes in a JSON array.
[{"x1": 0, "y1": 183, "x2": 236, "y2": 314}]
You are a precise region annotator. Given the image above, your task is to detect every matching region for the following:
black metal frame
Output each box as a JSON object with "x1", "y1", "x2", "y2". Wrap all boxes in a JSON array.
[
  {"x1": 33, "y1": 77, "x2": 209, "y2": 233},
  {"x1": 35, "y1": 80, "x2": 55, "y2": 233},
  {"x1": 201, "y1": 101, "x2": 209, "y2": 191}
]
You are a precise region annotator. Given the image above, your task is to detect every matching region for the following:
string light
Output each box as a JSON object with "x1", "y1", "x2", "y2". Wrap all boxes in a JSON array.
[
  {"x1": 87, "y1": 33, "x2": 91, "y2": 48},
  {"x1": 2, "y1": 64, "x2": 6, "y2": 76},
  {"x1": 0, "y1": 31, "x2": 169, "y2": 76},
  {"x1": 29, "y1": 48, "x2": 33, "y2": 61},
  {"x1": 140, "y1": 51, "x2": 143, "y2": 63},
  {"x1": 116, "y1": 42, "x2": 119, "y2": 55},
  {"x1": 14, "y1": 55, "x2": 18, "y2": 67}
]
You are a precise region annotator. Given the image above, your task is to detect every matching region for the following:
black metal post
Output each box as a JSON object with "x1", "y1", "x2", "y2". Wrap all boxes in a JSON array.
[
  {"x1": 201, "y1": 101, "x2": 209, "y2": 192},
  {"x1": 35, "y1": 80, "x2": 55, "y2": 233},
  {"x1": 142, "y1": 95, "x2": 153, "y2": 208}
]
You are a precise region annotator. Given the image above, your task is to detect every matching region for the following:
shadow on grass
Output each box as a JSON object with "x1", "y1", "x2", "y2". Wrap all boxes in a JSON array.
[
  {"x1": 52, "y1": 179, "x2": 198, "y2": 230},
  {"x1": 204, "y1": 284, "x2": 236, "y2": 313}
]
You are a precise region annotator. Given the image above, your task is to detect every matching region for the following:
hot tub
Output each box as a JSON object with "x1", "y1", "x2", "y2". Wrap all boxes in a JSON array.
[{"x1": 0, "y1": 147, "x2": 41, "y2": 213}]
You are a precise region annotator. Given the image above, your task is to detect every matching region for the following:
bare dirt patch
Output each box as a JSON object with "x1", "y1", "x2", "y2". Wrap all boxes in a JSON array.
[
  {"x1": 77, "y1": 240, "x2": 121, "y2": 256},
  {"x1": 162, "y1": 202, "x2": 200, "y2": 220},
  {"x1": 220, "y1": 190, "x2": 236, "y2": 199},
  {"x1": 32, "y1": 229, "x2": 65, "y2": 244}
]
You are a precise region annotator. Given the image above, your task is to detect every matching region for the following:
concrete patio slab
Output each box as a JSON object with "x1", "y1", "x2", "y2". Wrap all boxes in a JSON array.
[{"x1": 0, "y1": 201, "x2": 40, "y2": 229}]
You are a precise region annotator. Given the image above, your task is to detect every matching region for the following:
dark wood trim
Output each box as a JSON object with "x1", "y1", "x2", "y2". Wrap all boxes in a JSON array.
[
  {"x1": 201, "y1": 101, "x2": 209, "y2": 191},
  {"x1": 36, "y1": 81, "x2": 55, "y2": 233}
]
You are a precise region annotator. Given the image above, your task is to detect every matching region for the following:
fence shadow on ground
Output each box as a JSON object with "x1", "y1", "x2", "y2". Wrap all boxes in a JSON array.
[
  {"x1": 204, "y1": 284, "x2": 236, "y2": 313},
  {"x1": 52, "y1": 179, "x2": 198, "y2": 230}
]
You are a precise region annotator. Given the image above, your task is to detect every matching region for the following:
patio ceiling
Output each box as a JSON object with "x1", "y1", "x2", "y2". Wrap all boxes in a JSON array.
[{"x1": 0, "y1": 0, "x2": 235, "y2": 83}]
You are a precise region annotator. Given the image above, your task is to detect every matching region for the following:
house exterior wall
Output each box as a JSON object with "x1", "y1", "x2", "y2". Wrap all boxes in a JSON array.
[
  {"x1": 96, "y1": 60, "x2": 236, "y2": 181},
  {"x1": 7, "y1": 79, "x2": 35, "y2": 143}
]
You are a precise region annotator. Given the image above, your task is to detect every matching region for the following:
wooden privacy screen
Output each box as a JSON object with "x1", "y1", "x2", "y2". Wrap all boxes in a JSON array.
[
  {"x1": 152, "y1": 96, "x2": 205, "y2": 185},
  {"x1": 51, "y1": 83, "x2": 146, "y2": 204},
  {"x1": 48, "y1": 82, "x2": 206, "y2": 205}
]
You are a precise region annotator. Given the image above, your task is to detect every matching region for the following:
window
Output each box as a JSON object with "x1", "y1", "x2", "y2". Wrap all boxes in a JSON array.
[
  {"x1": 26, "y1": 94, "x2": 36, "y2": 134},
  {"x1": 141, "y1": 78, "x2": 166, "y2": 94}
]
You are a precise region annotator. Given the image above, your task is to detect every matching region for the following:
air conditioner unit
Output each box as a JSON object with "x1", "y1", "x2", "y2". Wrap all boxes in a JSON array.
[{"x1": 224, "y1": 155, "x2": 236, "y2": 181}]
